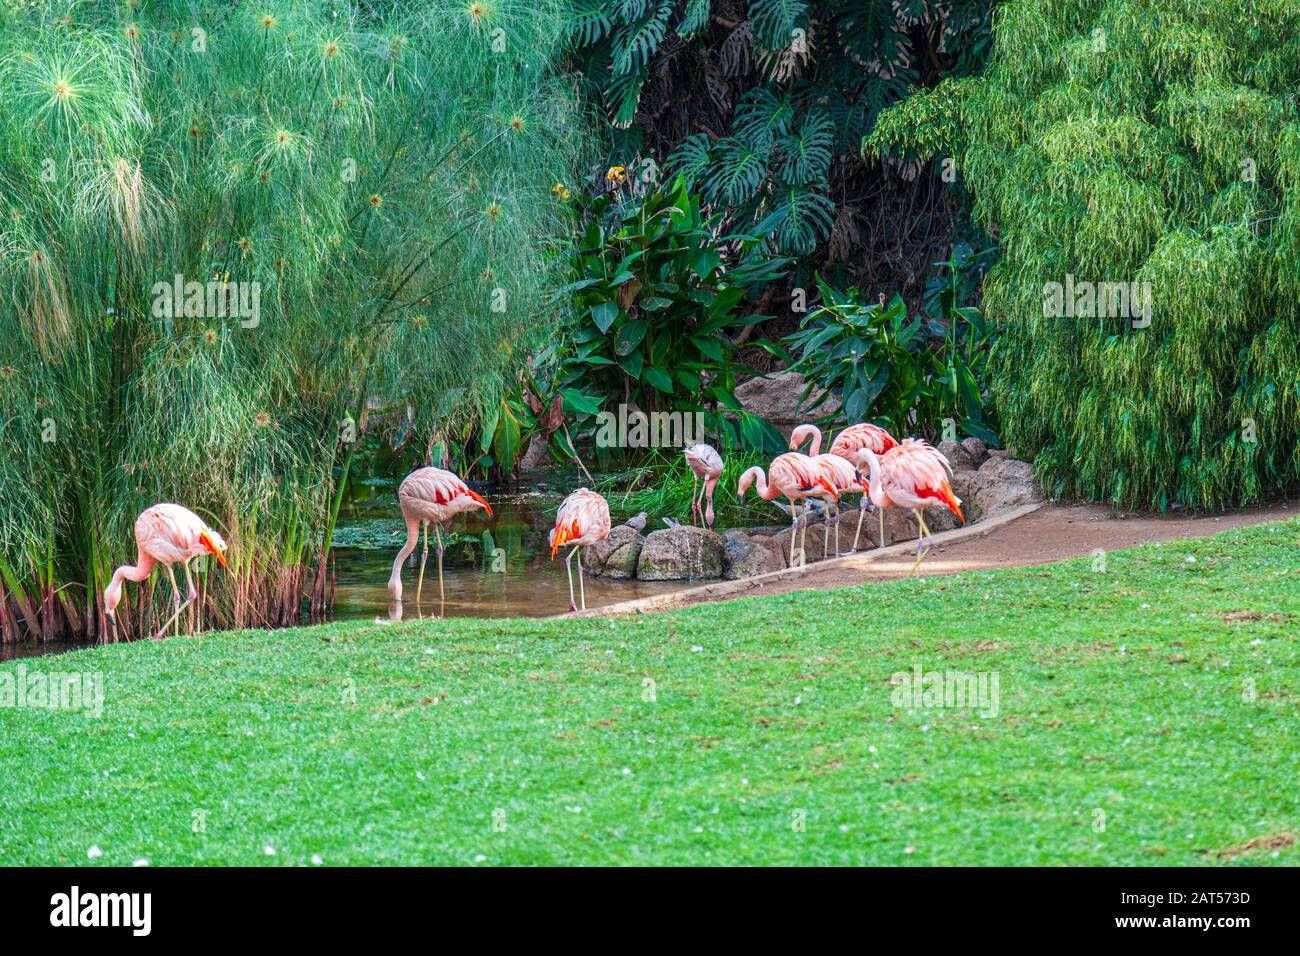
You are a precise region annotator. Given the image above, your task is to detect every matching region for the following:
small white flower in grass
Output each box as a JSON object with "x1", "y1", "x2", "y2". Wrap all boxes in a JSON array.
[
  {"x1": 904, "y1": 846, "x2": 915, "y2": 855},
  {"x1": 133, "y1": 858, "x2": 149, "y2": 867},
  {"x1": 690, "y1": 645, "x2": 702, "y2": 652},
  {"x1": 839, "y1": 824, "x2": 850, "y2": 833},
  {"x1": 87, "y1": 845, "x2": 103, "y2": 859},
  {"x1": 416, "y1": 771, "x2": 426, "y2": 781},
  {"x1": 1185, "y1": 556, "x2": 1197, "y2": 563},
  {"x1": 425, "y1": 648, "x2": 436, "y2": 654},
  {"x1": 263, "y1": 845, "x2": 276, "y2": 856},
  {"x1": 566, "y1": 805, "x2": 582, "y2": 814},
  {"x1": 311, "y1": 854, "x2": 323, "y2": 866},
  {"x1": 692, "y1": 826, "x2": 703, "y2": 833},
  {"x1": 1141, "y1": 603, "x2": 1150, "y2": 609},
  {"x1": 622, "y1": 767, "x2": 632, "y2": 776},
  {"x1": 868, "y1": 745, "x2": 877, "y2": 753},
  {"x1": 474, "y1": 854, "x2": 487, "y2": 863}
]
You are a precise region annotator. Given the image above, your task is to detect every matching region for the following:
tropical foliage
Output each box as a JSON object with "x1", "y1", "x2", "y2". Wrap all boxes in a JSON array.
[
  {"x1": 533, "y1": 175, "x2": 792, "y2": 463},
  {"x1": 0, "y1": 0, "x2": 584, "y2": 641},
  {"x1": 867, "y1": 0, "x2": 1300, "y2": 508},
  {"x1": 565, "y1": 0, "x2": 994, "y2": 271},
  {"x1": 781, "y1": 243, "x2": 996, "y2": 443}
]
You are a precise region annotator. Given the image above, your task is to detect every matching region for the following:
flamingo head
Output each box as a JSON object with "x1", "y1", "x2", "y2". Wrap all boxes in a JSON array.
[
  {"x1": 200, "y1": 528, "x2": 230, "y2": 569},
  {"x1": 737, "y1": 466, "x2": 762, "y2": 502},
  {"x1": 103, "y1": 578, "x2": 123, "y2": 619},
  {"x1": 788, "y1": 424, "x2": 817, "y2": 453}
]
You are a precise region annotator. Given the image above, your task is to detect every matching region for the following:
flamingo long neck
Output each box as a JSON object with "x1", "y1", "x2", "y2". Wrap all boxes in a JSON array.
[
  {"x1": 741, "y1": 466, "x2": 776, "y2": 501},
  {"x1": 862, "y1": 451, "x2": 887, "y2": 508},
  {"x1": 805, "y1": 426, "x2": 822, "y2": 457},
  {"x1": 104, "y1": 554, "x2": 156, "y2": 612},
  {"x1": 389, "y1": 516, "x2": 420, "y2": 593}
]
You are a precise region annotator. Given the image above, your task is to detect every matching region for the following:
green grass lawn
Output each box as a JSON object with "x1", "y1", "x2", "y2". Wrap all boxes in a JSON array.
[{"x1": 2, "y1": 519, "x2": 1297, "y2": 866}]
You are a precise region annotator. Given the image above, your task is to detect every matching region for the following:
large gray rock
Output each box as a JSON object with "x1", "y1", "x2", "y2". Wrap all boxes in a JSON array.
[
  {"x1": 950, "y1": 468, "x2": 982, "y2": 523},
  {"x1": 937, "y1": 440, "x2": 975, "y2": 471},
  {"x1": 582, "y1": 525, "x2": 644, "y2": 579},
  {"x1": 722, "y1": 529, "x2": 786, "y2": 579},
  {"x1": 960, "y1": 437, "x2": 990, "y2": 467},
  {"x1": 637, "y1": 526, "x2": 725, "y2": 580},
  {"x1": 972, "y1": 457, "x2": 1043, "y2": 514},
  {"x1": 734, "y1": 371, "x2": 840, "y2": 437}
]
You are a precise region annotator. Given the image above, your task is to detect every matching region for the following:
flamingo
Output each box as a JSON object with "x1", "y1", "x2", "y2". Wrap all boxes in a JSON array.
[
  {"x1": 737, "y1": 453, "x2": 838, "y2": 565},
  {"x1": 388, "y1": 467, "x2": 493, "y2": 609},
  {"x1": 549, "y1": 488, "x2": 611, "y2": 611},
  {"x1": 103, "y1": 503, "x2": 230, "y2": 639},
  {"x1": 682, "y1": 443, "x2": 723, "y2": 529},
  {"x1": 785, "y1": 426, "x2": 868, "y2": 561},
  {"x1": 828, "y1": 422, "x2": 899, "y2": 551},
  {"x1": 790, "y1": 424, "x2": 866, "y2": 558},
  {"x1": 856, "y1": 439, "x2": 964, "y2": 577}
]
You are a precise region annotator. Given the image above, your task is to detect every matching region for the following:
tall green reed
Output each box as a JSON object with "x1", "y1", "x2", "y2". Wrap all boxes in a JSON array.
[{"x1": 0, "y1": 0, "x2": 586, "y2": 642}]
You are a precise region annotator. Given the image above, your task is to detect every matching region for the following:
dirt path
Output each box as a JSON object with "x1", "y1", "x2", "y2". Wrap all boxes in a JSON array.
[{"x1": 575, "y1": 500, "x2": 1297, "y2": 617}]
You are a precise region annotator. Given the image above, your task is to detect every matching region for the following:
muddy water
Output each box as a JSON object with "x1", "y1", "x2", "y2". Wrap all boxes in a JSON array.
[{"x1": 331, "y1": 492, "x2": 694, "y2": 622}]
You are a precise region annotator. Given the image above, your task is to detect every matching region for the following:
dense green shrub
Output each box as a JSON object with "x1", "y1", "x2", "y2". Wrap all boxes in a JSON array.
[
  {"x1": 531, "y1": 175, "x2": 792, "y2": 462},
  {"x1": 781, "y1": 243, "x2": 997, "y2": 442},
  {"x1": 867, "y1": 0, "x2": 1300, "y2": 508}
]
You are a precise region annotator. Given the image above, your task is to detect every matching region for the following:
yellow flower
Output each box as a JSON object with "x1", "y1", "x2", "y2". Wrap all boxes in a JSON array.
[
  {"x1": 551, "y1": 182, "x2": 564, "y2": 194},
  {"x1": 606, "y1": 165, "x2": 627, "y2": 188},
  {"x1": 561, "y1": 189, "x2": 571, "y2": 200}
]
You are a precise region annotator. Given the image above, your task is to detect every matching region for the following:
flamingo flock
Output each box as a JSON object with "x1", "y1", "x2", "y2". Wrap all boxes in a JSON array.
[{"x1": 102, "y1": 420, "x2": 963, "y2": 633}]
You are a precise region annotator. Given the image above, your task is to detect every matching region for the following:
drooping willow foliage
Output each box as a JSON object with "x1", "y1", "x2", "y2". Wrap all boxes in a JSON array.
[
  {"x1": 867, "y1": 0, "x2": 1300, "y2": 509},
  {"x1": 0, "y1": 0, "x2": 586, "y2": 642}
]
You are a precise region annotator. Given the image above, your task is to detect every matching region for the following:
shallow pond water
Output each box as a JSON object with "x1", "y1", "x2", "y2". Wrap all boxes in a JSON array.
[
  {"x1": 331, "y1": 491, "x2": 697, "y2": 622},
  {"x1": 1, "y1": 481, "x2": 718, "y2": 659}
]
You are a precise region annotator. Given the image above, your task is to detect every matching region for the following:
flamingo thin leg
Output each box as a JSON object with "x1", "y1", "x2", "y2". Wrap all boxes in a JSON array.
[
  {"x1": 576, "y1": 546, "x2": 587, "y2": 610},
  {"x1": 564, "y1": 547, "x2": 577, "y2": 612},
  {"x1": 183, "y1": 561, "x2": 198, "y2": 635},
  {"x1": 879, "y1": 508, "x2": 887, "y2": 550},
  {"x1": 435, "y1": 523, "x2": 445, "y2": 614},
  {"x1": 690, "y1": 475, "x2": 699, "y2": 527},
  {"x1": 156, "y1": 564, "x2": 194, "y2": 638},
  {"x1": 906, "y1": 511, "x2": 933, "y2": 578},
  {"x1": 416, "y1": 522, "x2": 429, "y2": 605},
  {"x1": 788, "y1": 501, "x2": 800, "y2": 565}
]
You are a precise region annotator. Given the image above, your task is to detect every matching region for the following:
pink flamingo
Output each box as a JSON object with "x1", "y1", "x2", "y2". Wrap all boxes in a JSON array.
[
  {"x1": 737, "y1": 453, "x2": 838, "y2": 565},
  {"x1": 856, "y1": 439, "x2": 964, "y2": 577},
  {"x1": 103, "y1": 503, "x2": 230, "y2": 639},
  {"x1": 828, "y1": 422, "x2": 899, "y2": 551},
  {"x1": 549, "y1": 488, "x2": 611, "y2": 611},
  {"x1": 790, "y1": 424, "x2": 866, "y2": 558},
  {"x1": 388, "y1": 467, "x2": 493, "y2": 608},
  {"x1": 682, "y1": 443, "x2": 723, "y2": 529}
]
